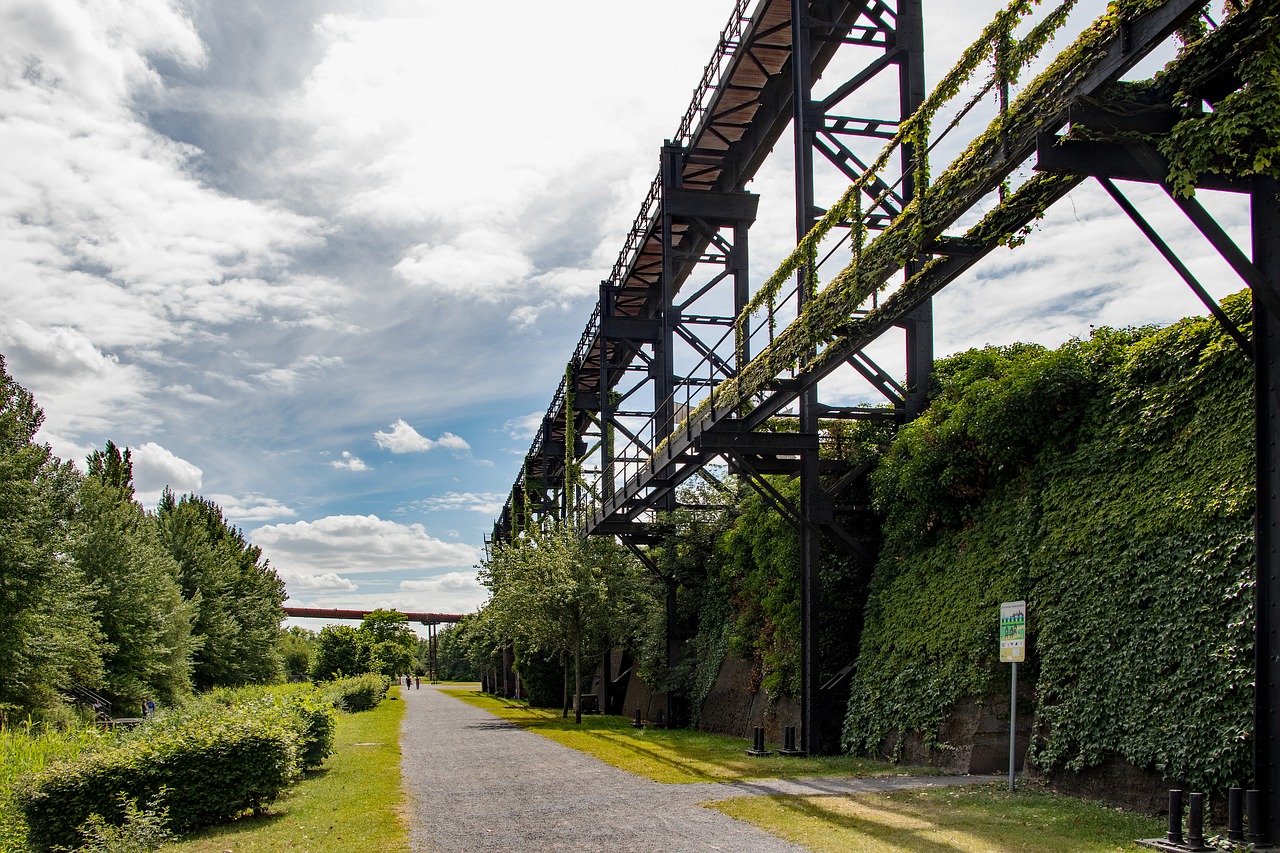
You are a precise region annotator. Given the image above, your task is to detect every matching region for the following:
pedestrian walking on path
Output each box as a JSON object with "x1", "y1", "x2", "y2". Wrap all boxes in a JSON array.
[{"x1": 400, "y1": 685, "x2": 997, "y2": 852}]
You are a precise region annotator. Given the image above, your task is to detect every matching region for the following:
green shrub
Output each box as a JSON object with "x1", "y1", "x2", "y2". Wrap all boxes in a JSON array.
[
  {"x1": 193, "y1": 684, "x2": 335, "y2": 770},
  {"x1": 319, "y1": 674, "x2": 390, "y2": 713},
  {"x1": 513, "y1": 651, "x2": 564, "y2": 708},
  {"x1": 68, "y1": 795, "x2": 174, "y2": 853},
  {"x1": 19, "y1": 699, "x2": 301, "y2": 851},
  {"x1": 1, "y1": 720, "x2": 111, "y2": 853}
]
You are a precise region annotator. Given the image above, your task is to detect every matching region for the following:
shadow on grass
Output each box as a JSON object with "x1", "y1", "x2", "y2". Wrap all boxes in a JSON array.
[
  {"x1": 441, "y1": 689, "x2": 922, "y2": 784},
  {"x1": 768, "y1": 794, "x2": 965, "y2": 853},
  {"x1": 175, "y1": 808, "x2": 288, "y2": 842},
  {"x1": 717, "y1": 785, "x2": 1163, "y2": 853}
]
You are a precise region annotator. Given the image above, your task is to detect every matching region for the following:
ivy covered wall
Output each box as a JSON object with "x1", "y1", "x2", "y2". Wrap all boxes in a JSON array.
[{"x1": 843, "y1": 291, "x2": 1255, "y2": 791}]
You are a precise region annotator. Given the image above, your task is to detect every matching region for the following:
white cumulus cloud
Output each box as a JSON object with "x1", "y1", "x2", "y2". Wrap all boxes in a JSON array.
[
  {"x1": 330, "y1": 450, "x2": 368, "y2": 471},
  {"x1": 209, "y1": 493, "x2": 298, "y2": 525},
  {"x1": 373, "y1": 419, "x2": 470, "y2": 454},
  {"x1": 131, "y1": 441, "x2": 202, "y2": 507},
  {"x1": 278, "y1": 569, "x2": 358, "y2": 593},
  {"x1": 250, "y1": 514, "x2": 479, "y2": 575}
]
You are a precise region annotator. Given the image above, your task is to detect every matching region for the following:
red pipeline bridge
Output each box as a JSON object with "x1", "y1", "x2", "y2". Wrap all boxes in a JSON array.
[
  {"x1": 487, "y1": 0, "x2": 1280, "y2": 838},
  {"x1": 283, "y1": 607, "x2": 462, "y2": 626}
]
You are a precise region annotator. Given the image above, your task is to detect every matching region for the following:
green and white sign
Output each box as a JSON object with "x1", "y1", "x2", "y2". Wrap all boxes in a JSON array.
[{"x1": 1000, "y1": 600, "x2": 1026, "y2": 663}]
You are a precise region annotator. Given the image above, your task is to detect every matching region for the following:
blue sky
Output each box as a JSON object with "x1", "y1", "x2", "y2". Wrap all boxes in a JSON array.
[{"x1": 2, "y1": 0, "x2": 1249, "y2": 627}]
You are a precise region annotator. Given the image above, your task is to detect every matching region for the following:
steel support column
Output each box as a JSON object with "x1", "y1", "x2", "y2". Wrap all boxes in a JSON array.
[
  {"x1": 653, "y1": 140, "x2": 758, "y2": 727},
  {"x1": 1255, "y1": 175, "x2": 1280, "y2": 845},
  {"x1": 896, "y1": 0, "x2": 932, "y2": 420},
  {"x1": 599, "y1": 284, "x2": 616, "y2": 502},
  {"x1": 791, "y1": 0, "x2": 927, "y2": 755},
  {"x1": 791, "y1": 0, "x2": 822, "y2": 756}
]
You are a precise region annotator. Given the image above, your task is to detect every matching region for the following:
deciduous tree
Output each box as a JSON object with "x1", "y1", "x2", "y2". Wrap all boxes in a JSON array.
[
  {"x1": 0, "y1": 357, "x2": 104, "y2": 715},
  {"x1": 155, "y1": 491, "x2": 286, "y2": 688},
  {"x1": 73, "y1": 443, "x2": 196, "y2": 706}
]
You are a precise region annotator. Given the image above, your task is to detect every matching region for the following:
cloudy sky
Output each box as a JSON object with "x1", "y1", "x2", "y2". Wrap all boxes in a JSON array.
[{"x1": 2, "y1": 0, "x2": 1249, "y2": 628}]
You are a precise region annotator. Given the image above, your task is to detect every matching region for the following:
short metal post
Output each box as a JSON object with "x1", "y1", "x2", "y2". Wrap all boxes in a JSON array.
[
  {"x1": 1187, "y1": 792, "x2": 1205, "y2": 847},
  {"x1": 1167, "y1": 790, "x2": 1184, "y2": 845},
  {"x1": 1009, "y1": 661, "x2": 1018, "y2": 792},
  {"x1": 1228, "y1": 787, "x2": 1244, "y2": 841},
  {"x1": 1248, "y1": 789, "x2": 1265, "y2": 844},
  {"x1": 754, "y1": 726, "x2": 765, "y2": 752},
  {"x1": 632, "y1": 708, "x2": 643, "y2": 728}
]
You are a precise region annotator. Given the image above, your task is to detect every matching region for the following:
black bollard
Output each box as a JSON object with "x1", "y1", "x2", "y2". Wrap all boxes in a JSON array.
[
  {"x1": 1166, "y1": 790, "x2": 1184, "y2": 845},
  {"x1": 784, "y1": 726, "x2": 796, "y2": 751},
  {"x1": 1187, "y1": 793, "x2": 1205, "y2": 848},
  {"x1": 1247, "y1": 789, "x2": 1265, "y2": 844},
  {"x1": 632, "y1": 708, "x2": 643, "y2": 728},
  {"x1": 747, "y1": 725, "x2": 771, "y2": 756},
  {"x1": 1228, "y1": 787, "x2": 1244, "y2": 842}
]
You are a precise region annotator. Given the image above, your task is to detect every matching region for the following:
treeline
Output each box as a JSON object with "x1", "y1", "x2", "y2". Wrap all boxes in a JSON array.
[
  {"x1": 463, "y1": 479, "x2": 845, "y2": 726},
  {"x1": 1, "y1": 355, "x2": 287, "y2": 720}
]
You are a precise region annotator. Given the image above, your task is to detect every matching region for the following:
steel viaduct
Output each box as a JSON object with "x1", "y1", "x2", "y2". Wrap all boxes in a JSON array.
[{"x1": 484, "y1": 0, "x2": 1280, "y2": 841}]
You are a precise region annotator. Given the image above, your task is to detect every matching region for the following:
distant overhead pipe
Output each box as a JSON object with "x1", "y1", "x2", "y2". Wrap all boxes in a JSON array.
[{"x1": 283, "y1": 606, "x2": 463, "y2": 624}]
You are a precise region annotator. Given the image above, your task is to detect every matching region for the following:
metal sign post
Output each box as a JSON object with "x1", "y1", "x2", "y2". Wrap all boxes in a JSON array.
[{"x1": 1001, "y1": 600, "x2": 1027, "y2": 792}]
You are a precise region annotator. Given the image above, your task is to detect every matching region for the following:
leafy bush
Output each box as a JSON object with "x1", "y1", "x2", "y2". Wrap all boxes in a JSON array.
[
  {"x1": 68, "y1": 795, "x2": 173, "y2": 853},
  {"x1": 1, "y1": 720, "x2": 111, "y2": 853},
  {"x1": 319, "y1": 674, "x2": 390, "y2": 713},
  {"x1": 513, "y1": 651, "x2": 563, "y2": 708},
  {"x1": 192, "y1": 684, "x2": 335, "y2": 770},
  {"x1": 16, "y1": 683, "x2": 340, "y2": 852}
]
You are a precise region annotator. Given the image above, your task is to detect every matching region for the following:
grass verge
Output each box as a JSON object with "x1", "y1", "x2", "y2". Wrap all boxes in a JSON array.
[
  {"x1": 441, "y1": 688, "x2": 922, "y2": 784},
  {"x1": 161, "y1": 688, "x2": 409, "y2": 853},
  {"x1": 709, "y1": 783, "x2": 1165, "y2": 852}
]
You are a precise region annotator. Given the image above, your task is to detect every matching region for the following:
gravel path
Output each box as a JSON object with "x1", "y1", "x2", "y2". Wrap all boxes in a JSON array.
[{"x1": 399, "y1": 683, "x2": 1000, "y2": 852}]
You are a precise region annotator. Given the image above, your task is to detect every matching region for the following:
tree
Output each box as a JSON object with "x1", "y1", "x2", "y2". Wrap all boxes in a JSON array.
[
  {"x1": 311, "y1": 625, "x2": 362, "y2": 680},
  {"x1": 481, "y1": 524, "x2": 639, "y2": 723},
  {"x1": 278, "y1": 626, "x2": 315, "y2": 682},
  {"x1": 73, "y1": 444, "x2": 196, "y2": 706},
  {"x1": 0, "y1": 357, "x2": 104, "y2": 715},
  {"x1": 357, "y1": 609, "x2": 415, "y2": 678},
  {"x1": 155, "y1": 491, "x2": 286, "y2": 688},
  {"x1": 307, "y1": 614, "x2": 415, "y2": 680},
  {"x1": 431, "y1": 622, "x2": 480, "y2": 681}
]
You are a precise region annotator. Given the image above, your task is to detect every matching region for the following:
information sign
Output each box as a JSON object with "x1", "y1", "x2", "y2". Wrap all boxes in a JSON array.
[{"x1": 1000, "y1": 600, "x2": 1026, "y2": 663}]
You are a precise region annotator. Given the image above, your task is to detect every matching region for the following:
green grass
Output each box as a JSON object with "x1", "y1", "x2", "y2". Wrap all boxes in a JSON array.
[
  {"x1": 709, "y1": 783, "x2": 1166, "y2": 852},
  {"x1": 441, "y1": 687, "x2": 923, "y2": 784},
  {"x1": 161, "y1": 688, "x2": 410, "y2": 853}
]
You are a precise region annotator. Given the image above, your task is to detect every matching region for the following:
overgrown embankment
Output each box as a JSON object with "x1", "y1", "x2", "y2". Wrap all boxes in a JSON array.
[{"x1": 843, "y1": 291, "x2": 1255, "y2": 792}]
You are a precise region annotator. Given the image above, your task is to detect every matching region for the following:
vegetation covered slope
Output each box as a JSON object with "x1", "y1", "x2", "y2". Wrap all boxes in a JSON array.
[{"x1": 843, "y1": 291, "x2": 1254, "y2": 791}]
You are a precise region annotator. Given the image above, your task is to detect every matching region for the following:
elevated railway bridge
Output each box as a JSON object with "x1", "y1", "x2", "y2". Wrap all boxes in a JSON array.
[{"x1": 486, "y1": 0, "x2": 1280, "y2": 838}]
